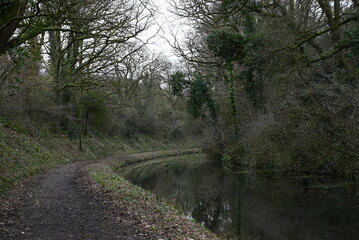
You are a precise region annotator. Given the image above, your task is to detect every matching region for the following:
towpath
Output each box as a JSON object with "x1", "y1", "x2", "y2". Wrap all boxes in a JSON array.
[{"x1": 0, "y1": 158, "x2": 147, "y2": 239}]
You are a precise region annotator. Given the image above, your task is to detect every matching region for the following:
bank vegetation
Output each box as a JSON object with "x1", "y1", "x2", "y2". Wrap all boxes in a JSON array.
[{"x1": 0, "y1": 0, "x2": 358, "y2": 193}]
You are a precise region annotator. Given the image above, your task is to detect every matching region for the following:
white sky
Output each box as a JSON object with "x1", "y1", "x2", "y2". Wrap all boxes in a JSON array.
[{"x1": 139, "y1": 0, "x2": 188, "y2": 63}]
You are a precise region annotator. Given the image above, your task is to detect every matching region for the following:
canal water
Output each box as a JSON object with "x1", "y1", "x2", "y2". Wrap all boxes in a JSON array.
[{"x1": 121, "y1": 157, "x2": 359, "y2": 240}]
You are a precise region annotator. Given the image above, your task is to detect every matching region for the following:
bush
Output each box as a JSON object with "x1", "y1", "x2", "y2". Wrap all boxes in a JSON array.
[{"x1": 243, "y1": 82, "x2": 359, "y2": 179}]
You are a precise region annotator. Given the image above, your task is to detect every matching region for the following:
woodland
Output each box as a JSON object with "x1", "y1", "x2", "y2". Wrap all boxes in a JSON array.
[{"x1": 0, "y1": 0, "x2": 358, "y2": 179}]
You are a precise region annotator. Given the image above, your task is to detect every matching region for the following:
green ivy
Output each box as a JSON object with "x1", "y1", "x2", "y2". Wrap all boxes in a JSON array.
[
  {"x1": 169, "y1": 71, "x2": 189, "y2": 96},
  {"x1": 206, "y1": 29, "x2": 245, "y2": 63},
  {"x1": 343, "y1": 26, "x2": 359, "y2": 53},
  {"x1": 0, "y1": 0, "x2": 15, "y2": 14},
  {"x1": 221, "y1": 0, "x2": 242, "y2": 10},
  {"x1": 187, "y1": 75, "x2": 217, "y2": 119},
  {"x1": 169, "y1": 72, "x2": 217, "y2": 120}
]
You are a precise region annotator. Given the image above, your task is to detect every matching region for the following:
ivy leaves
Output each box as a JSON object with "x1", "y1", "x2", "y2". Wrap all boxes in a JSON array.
[
  {"x1": 187, "y1": 75, "x2": 217, "y2": 119},
  {"x1": 206, "y1": 29, "x2": 245, "y2": 64},
  {"x1": 206, "y1": 27, "x2": 265, "y2": 107},
  {"x1": 0, "y1": 0, "x2": 16, "y2": 15},
  {"x1": 169, "y1": 72, "x2": 216, "y2": 119},
  {"x1": 169, "y1": 72, "x2": 189, "y2": 96}
]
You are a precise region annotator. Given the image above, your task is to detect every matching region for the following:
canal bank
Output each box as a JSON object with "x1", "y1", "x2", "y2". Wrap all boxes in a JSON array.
[
  {"x1": 109, "y1": 152, "x2": 359, "y2": 240},
  {"x1": 86, "y1": 150, "x2": 220, "y2": 240}
]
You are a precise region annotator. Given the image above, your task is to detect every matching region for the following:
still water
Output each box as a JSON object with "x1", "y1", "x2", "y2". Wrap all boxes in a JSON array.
[{"x1": 122, "y1": 158, "x2": 359, "y2": 240}]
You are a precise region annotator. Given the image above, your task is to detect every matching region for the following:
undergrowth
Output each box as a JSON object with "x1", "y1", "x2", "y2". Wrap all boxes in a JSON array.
[{"x1": 0, "y1": 117, "x2": 197, "y2": 197}]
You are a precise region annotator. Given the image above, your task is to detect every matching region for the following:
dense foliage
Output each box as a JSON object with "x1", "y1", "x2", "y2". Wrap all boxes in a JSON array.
[
  {"x1": 171, "y1": 0, "x2": 359, "y2": 179},
  {"x1": 0, "y1": 0, "x2": 358, "y2": 179}
]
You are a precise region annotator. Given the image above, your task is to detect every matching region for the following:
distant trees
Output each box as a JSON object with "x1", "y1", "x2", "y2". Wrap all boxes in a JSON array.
[
  {"x1": 42, "y1": 0, "x2": 154, "y2": 142},
  {"x1": 0, "y1": 0, "x2": 194, "y2": 148},
  {"x1": 107, "y1": 49, "x2": 188, "y2": 139}
]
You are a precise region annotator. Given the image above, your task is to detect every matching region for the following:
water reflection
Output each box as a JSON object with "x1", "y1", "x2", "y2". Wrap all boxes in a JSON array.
[{"x1": 124, "y1": 160, "x2": 359, "y2": 240}]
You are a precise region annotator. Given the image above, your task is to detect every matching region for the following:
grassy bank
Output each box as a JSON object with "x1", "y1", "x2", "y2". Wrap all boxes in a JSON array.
[
  {"x1": 0, "y1": 117, "x2": 196, "y2": 197},
  {"x1": 119, "y1": 154, "x2": 206, "y2": 182},
  {"x1": 87, "y1": 152, "x2": 219, "y2": 240}
]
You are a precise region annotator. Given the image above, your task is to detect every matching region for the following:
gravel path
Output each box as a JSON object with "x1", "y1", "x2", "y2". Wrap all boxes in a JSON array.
[{"x1": 0, "y1": 160, "x2": 146, "y2": 240}]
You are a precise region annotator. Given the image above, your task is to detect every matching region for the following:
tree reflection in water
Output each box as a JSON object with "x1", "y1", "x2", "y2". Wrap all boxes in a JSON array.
[{"x1": 123, "y1": 158, "x2": 359, "y2": 240}]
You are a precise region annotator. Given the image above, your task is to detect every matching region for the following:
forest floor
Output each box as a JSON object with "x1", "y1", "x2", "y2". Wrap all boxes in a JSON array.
[{"x1": 0, "y1": 153, "x2": 218, "y2": 240}]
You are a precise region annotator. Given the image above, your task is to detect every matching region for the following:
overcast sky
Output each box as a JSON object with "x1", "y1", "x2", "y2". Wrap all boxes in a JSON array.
[{"x1": 139, "y1": 0, "x2": 188, "y2": 63}]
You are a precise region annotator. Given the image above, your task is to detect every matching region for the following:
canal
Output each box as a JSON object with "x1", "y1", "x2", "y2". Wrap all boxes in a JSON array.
[{"x1": 120, "y1": 155, "x2": 359, "y2": 239}]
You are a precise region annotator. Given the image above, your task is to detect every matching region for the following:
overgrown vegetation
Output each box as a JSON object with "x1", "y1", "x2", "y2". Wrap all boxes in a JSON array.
[
  {"x1": 0, "y1": 0, "x2": 358, "y2": 194},
  {"x1": 169, "y1": 0, "x2": 359, "y2": 179},
  {"x1": 0, "y1": 0, "x2": 197, "y2": 148},
  {"x1": 0, "y1": 116, "x2": 197, "y2": 197},
  {"x1": 1, "y1": 1, "x2": 358, "y2": 239},
  {"x1": 0, "y1": 0, "x2": 201, "y2": 195}
]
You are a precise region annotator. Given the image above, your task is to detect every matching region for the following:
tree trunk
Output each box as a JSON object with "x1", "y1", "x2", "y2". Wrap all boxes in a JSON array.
[
  {"x1": 317, "y1": 0, "x2": 344, "y2": 68},
  {"x1": 84, "y1": 110, "x2": 90, "y2": 136},
  {"x1": 225, "y1": 64, "x2": 238, "y2": 142},
  {"x1": 0, "y1": 0, "x2": 28, "y2": 54}
]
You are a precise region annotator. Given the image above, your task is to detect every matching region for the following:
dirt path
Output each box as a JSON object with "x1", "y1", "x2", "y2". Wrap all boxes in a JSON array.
[{"x1": 0, "y1": 159, "x2": 147, "y2": 240}]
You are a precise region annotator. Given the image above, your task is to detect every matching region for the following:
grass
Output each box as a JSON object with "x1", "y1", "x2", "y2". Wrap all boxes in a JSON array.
[
  {"x1": 112, "y1": 148, "x2": 202, "y2": 169},
  {"x1": 87, "y1": 156, "x2": 220, "y2": 240},
  {"x1": 0, "y1": 117, "x2": 215, "y2": 238},
  {"x1": 119, "y1": 154, "x2": 207, "y2": 182},
  {"x1": 0, "y1": 127, "x2": 73, "y2": 195},
  {"x1": 0, "y1": 117, "x2": 198, "y2": 197}
]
